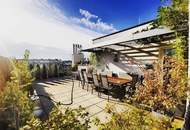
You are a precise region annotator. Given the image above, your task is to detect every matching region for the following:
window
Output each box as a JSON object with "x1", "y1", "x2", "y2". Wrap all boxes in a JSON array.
[{"x1": 164, "y1": 48, "x2": 175, "y2": 56}]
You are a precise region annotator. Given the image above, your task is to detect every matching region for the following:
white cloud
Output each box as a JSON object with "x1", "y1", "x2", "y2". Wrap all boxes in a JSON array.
[
  {"x1": 73, "y1": 9, "x2": 117, "y2": 34},
  {"x1": 79, "y1": 9, "x2": 98, "y2": 20},
  {"x1": 1, "y1": 42, "x2": 71, "y2": 59},
  {"x1": 0, "y1": 0, "x2": 101, "y2": 59}
]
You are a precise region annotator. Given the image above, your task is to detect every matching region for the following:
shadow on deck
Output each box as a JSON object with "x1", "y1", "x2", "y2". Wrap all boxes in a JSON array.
[{"x1": 33, "y1": 78, "x2": 128, "y2": 129}]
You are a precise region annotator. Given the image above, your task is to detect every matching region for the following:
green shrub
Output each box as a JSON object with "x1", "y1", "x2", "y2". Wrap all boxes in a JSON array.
[
  {"x1": 71, "y1": 64, "x2": 78, "y2": 72},
  {"x1": 0, "y1": 50, "x2": 34, "y2": 129},
  {"x1": 0, "y1": 74, "x2": 34, "y2": 129},
  {"x1": 95, "y1": 104, "x2": 176, "y2": 130},
  {"x1": 22, "y1": 106, "x2": 91, "y2": 130}
]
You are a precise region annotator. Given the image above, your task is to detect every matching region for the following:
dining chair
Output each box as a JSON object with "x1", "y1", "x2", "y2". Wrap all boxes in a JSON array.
[
  {"x1": 126, "y1": 74, "x2": 139, "y2": 97},
  {"x1": 100, "y1": 74, "x2": 113, "y2": 101},
  {"x1": 106, "y1": 71, "x2": 113, "y2": 77},
  {"x1": 92, "y1": 73, "x2": 101, "y2": 96},
  {"x1": 82, "y1": 71, "x2": 93, "y2": 91},
  {"x1": 78, "y1": 69, "x2": 86, "y2": 89}
]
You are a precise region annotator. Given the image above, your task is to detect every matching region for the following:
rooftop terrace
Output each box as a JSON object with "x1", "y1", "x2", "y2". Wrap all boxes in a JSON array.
[{"x1": 34, "y1": 78, "x2": 128, "y2": 129}]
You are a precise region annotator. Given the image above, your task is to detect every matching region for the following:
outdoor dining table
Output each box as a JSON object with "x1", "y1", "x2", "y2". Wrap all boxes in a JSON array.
[
  {"x1": 87, "y1": 74, "x2": 132, "y2": 100},
  {"x1": 87, "y1": 74, "x2": 131, "y2": 85},
  {"x1": 107, "y1": 76, "x2": 132, "y2": 100}
]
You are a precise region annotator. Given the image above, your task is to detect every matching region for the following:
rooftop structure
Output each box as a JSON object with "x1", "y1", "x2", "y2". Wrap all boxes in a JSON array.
[
  {"x1": 72, "y1": 44, "x2": 84, "y2": 66},
  {"x1": 82, "y1": 20, "x2": 180, "y2": 75},
  {"x1": 83, "y1": 20, "x2": 174, "y2": 62}
]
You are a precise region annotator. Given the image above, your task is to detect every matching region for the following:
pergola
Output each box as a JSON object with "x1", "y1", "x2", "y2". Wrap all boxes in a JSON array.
[{"x1": 82, "y1": 21, "x2": 175, "y2": 65}]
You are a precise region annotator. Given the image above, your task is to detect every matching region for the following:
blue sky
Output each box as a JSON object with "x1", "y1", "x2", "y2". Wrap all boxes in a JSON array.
[
  {"x1": 0, "y1": 0, "x2": 167, "y2": 59},
  {"x1": 48, "y1": 0, "x2": 163, "y2": 32}
]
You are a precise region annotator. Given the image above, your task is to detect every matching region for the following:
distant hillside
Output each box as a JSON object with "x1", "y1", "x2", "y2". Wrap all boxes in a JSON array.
[{"x1": 0, "y1": 56, "x2": 11, "y2": 91}]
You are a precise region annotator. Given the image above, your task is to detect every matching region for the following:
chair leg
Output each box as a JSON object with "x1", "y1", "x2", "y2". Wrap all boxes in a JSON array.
[
  {"x1": 91, "y1": 85, "x2": 93, "y2": 94},
  {"x1": 98, "y1": 87, "x2": 101, "y2": 97},
  {"x1": 78, "y1": 80, "x2": 80, "y2": 87},
  {"x1": 87, "y1": 83, "x2": 89, "y2": 91},
  {"x1": 84, "y1": 83, "x2": 86, "y2": 90},
  {"x1": 108, "y1": 90, "x2": 109, "y2": 102},
  {"x1": 82, "y1": 81, "x2": 84, "y2": 89},
  {"x1": 97, "y1": 87, "x2": 100, "y2": 97}
]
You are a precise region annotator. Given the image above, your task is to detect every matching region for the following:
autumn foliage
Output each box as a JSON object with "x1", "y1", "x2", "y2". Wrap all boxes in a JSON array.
[
  {"x1": 134, "y1": 56, "x2": 187, "y2": 113},
  {"x1": 0, "y1": 56, "x2": 11, "y2": 91}
]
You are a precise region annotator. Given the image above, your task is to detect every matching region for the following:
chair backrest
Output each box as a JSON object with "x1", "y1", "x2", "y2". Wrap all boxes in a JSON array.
[
  {"x1": 118, "y1": 72, "x2": 132, "y2": 80},
  {"x1": 129, "y1": 74, "x2": 139, "y2": 88},
  {"x1": 101, "y1": 71, "x2": 112, "y2": 77},
  {"x1": 92, "y1": 73, "x2": 99, "y2": 87},
  {"x1": 82, "y1": 70, "x2": 89, "y2": 83},
  {"x1": 106, "y1": 71, "x2": 113, "y2": 77},
  {"x1": 100, "y1": 74, "x2": 109, "y2": 89}
]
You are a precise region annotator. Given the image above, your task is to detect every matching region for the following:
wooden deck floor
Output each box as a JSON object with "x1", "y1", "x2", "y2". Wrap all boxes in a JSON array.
[{"x1": 34, "y1": 78, "x2": 128, "y2": 129}]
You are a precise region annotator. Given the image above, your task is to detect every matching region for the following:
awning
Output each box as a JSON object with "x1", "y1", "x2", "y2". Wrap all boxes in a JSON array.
[
  {"x1": 83, "y1": 28, "x2": 173, "y2": 52},
  {"x1": 82, "y1": 27, "x2": 174, "y2": 61}
]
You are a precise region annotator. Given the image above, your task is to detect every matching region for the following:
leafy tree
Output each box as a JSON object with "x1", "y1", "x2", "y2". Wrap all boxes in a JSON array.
[
  {"x1": 89, "y1": 53, "x2": 98, "y2": 66},
  {"x1": 156, "y1": 0, "x2": 189, "y2": 129},
  {"x1": 12, "y1": 50, "x2": 35, "y2": 94},
  {"x1": 22, "y1": 106, "x2": 91, "y2": 130},
  {"x1": 157, "y1": 0, "x2": 188, "y2": 31},
  {"x1": 71, "y1": 64, "x2": 78, "y2": 72}
]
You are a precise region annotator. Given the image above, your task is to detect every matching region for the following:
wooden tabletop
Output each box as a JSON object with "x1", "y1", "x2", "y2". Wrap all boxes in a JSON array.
[
  {"x1": 88, "y1": 74, "x2": 131, "y2": 86},
  {"x1": 107, "y1": 76, "x2": 131, "y2": 85}
]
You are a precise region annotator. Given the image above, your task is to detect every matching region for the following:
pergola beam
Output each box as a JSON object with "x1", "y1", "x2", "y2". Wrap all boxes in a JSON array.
[
  {"x1": 116, "y1": 43, "x2": 158, "y2": 57},
  {"x1": 120, "y1": 54, "x2": 158, "y2": 58},
  {"x1": 117, "y1": 45, "x2": 165, "y2": 51},
  {"x1": 121, "y1": 49, "x2": 159, "y2": 54},
  {"x1": 105, "y1": 48, "x2": 138, "y2": 61}
]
